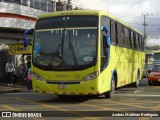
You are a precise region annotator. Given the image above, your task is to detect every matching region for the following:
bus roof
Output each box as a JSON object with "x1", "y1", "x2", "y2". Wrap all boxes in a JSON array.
[{"x1": 37, "y1": 10, "x2": 143, "y2": 35}]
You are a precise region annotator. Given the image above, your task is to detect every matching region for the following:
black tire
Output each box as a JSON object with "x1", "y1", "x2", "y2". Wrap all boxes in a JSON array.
[
  {"x1": 148, "y1": 81, "x2": 152, "y2": 86},
  {"x1": 132, "y1": 73, "x2": 140, "y2": 88},
  {"x1": 104, "y1": 76, "x2": 115, "y2": 99},
  {"x1": 57, "y1": 95, "x2": 66, "y2": 99}
]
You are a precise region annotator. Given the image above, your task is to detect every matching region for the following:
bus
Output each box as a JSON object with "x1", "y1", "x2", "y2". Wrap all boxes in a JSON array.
[
  {"x1": 145, "y1": 50, "x2": 154, "y2": 77},
  {"x1": 145, "y1": 50, "x2": 154, "y2": 64},
  {"x1": 24, "y1": 10, "x2": 145, "y2": 98},
  {"x1": 153, "y1": 50, "x2": 160, "y2": 64}
]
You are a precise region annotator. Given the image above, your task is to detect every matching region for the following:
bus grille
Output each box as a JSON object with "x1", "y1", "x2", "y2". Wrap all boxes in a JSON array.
[{"x1": 46, "y1": 80, "x2": 81, "y2": 84}]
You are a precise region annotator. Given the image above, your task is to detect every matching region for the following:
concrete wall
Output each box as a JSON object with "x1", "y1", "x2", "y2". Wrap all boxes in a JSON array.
[
  {"x1": 0, "y1": 2, "x2": 54, "y2": 81},
  {"x1": 0, "y1": 2, "x2": 48, "y2": 29},
  {"x1": 0, "y1": 2, "x2": 46, "y2": 18}
]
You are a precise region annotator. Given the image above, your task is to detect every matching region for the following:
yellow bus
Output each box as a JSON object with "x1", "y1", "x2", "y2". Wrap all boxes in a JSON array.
[{"x1": 27, "y1": 10, "x2": 145, "y2": 98}]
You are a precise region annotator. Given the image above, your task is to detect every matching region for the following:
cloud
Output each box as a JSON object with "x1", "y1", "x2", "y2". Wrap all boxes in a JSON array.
[
  {"x1": 74, "y1": 0, "x2": 107, "y2": 10},
  {"x1": 74, "y1": 0, "x2": 160, "y2": 39},
  {"x1": 146, "y1": 38, "x2": 160, "y2": 47}
]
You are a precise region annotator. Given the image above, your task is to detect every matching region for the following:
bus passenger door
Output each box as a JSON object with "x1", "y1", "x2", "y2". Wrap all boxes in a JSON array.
[{"x1": 100, "y1": 26, "x2": 110, "y2": 72}]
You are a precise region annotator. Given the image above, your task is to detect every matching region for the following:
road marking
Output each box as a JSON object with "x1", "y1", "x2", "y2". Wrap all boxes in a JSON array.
[
  {"x1": 108, "y1": 100, "x2": 153, "y2": 109},
  {"x1": 15, "y1": 98, "x2": 100, "y2": 118},
  {"x1": 80, "y1": 102, "x2": 123, "y2": 111},
  {"x1": 139, "y1": 118, "x2": 150, "y2": 120},
  {"x1": 150, "y1": 103, "x2": 160, "y2": 111},
  {"x1": 0, "y1": 104, "x2": 21, "y2": 111},
  {"x1": 134, "y1": 90, "x2": 143, "y2": 93},
  {"x1": 114, "y1": 94, "x2": 160, "y2": 97},
  {"x1": 93, "y1": 100, "x2": 153, "y2": 109},
  {"x1": 153, "y1": 86, "x2": 160, "y2": 88}
]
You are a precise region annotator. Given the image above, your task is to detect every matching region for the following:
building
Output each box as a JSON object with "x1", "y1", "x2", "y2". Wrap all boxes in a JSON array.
[{"x1": 0, "y1": 0, "x2": 56, "y2": 81}]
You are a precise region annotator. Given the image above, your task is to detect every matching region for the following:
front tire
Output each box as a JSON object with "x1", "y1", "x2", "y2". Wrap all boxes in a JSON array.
[
  {"x1": 148, "y1": 81, "x2": 152, "y2": 86},
  {"x1": 57, "y1": 95, "x2": 66, "y2": 99},
  {"x1": 104, "y1": 76, "x2": 115, "y2": 99},
  {"x1": 132, "y1": 73, "x2": 140, "y2": 87}
]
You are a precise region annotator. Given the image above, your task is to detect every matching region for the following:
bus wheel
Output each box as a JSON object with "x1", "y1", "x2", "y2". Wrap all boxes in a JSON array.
[
  {"x1": 132, "y1": 74, "x2": 140, "y2": 87},
  {"x1": 104, "y1": 76, "x2": 115, "y2": 99},
  {"x1": 148, "y1": 81, "x2": 152, "y2": 86},
  {"x1": 57, "y1": 95, "x2": 66, "y2": 99}
]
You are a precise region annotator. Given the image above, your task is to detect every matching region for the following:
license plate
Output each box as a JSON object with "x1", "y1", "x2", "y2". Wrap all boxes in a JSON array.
[{"x1": 59, "y1": 84, "x2": 67, "y2": 89}]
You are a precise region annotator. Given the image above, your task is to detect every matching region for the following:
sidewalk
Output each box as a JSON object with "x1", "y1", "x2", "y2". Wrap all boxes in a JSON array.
[{"x1": 0, "y1": 83, "x2": 27, "y2": 94}]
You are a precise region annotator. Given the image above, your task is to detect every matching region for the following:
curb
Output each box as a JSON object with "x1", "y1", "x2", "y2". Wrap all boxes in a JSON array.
[{"x1": 0, "y1": 89, "x2": 21, "y2": 94}]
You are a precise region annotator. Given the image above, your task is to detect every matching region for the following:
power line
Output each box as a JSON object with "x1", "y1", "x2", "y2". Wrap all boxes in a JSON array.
[
  {"x1": 111, "y1": 13, "x2": 160, "y2": 19},
  {"x1": 128, "y1": 23, "x2": 160, "y2": 26}
]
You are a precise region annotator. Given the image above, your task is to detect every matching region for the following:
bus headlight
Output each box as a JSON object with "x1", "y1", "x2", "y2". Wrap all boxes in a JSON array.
[
  {"x1": 32, "y1": 72, "x2": 46, "y2": 82},
  {"x1": 81, "y1": 71, "x2": 99, "y2": 82}
]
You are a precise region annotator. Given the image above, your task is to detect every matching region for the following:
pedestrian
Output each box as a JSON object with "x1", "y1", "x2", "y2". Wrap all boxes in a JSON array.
[
  {"x1": 27, "y1": 68, "x2": 32, "y2": 91},
  {"x1": 26, "y1": 56, "x2": 31, "y2": 69},
  {"x1": 5, "y1": 59, "x2": 14, "y2": 86},
  {"x1": 19, "y1": 58, "x2": 26, "y2": 77}
]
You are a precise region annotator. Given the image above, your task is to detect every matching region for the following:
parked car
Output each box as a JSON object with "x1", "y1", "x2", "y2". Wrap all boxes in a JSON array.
[{"x1": 148, "y1": 64, "x2": 160, "y2": 85}]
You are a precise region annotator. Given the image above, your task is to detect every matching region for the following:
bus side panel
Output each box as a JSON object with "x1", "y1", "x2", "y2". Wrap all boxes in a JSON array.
[{"x1": 100, "y1": 45, "x2": 145, "y2": 91}]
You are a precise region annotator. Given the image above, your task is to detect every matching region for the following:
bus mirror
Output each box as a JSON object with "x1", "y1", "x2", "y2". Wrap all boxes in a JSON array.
[
  {"x1": 101, "y1": 26, "x2": 110, "y2": 47},
  {"x1": 24, "y1": 29, "x2": 34, "y2": 47}
]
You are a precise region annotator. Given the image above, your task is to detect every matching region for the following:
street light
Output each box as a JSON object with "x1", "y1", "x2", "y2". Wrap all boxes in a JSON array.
[{"x1": 142, "y1": 13, "x2": 153, "y2": 51}]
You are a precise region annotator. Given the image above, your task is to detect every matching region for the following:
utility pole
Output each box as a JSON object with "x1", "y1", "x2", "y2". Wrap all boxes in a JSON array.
[
  {"x1": 53, "y1": 0, "x2": 58, "y2": 12},
  {"x1": 142, "y1": 13, "x2": 153, "y2": 51},
  {"x1": 63, "y1": 0, "x2": 67, "y2": 11}
]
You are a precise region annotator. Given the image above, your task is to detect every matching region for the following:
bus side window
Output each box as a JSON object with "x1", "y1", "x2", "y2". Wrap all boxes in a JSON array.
[
  {"x1": 101, "y1": 33, "x2": 106, "y2": 72},
  {"x1": 115, "y1": 22, "x2": 118, "y2": 44},
  {"x1": 117, "y1": 23, "x2": 123, "y2": 45},
  {"x1": 100, "y1": 30, "x2": 110, "y2": 71},
  {"x1": 129, "y1": 30, "x2": 132, "y2": 48},
  {"x1": 133, "y1": 32, "x2": 136, "y2": 49},
  {"x1": 124, "y1": 27, "x2": 129, "y2": 47},
  {"x1": 110, "y1": 20, "x2": 116, "y2": 44}
]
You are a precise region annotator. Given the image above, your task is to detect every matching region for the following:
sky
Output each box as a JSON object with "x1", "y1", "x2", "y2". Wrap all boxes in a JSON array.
[{"x1": 73, "y1": 0, "x2": 160, "y2": 47}]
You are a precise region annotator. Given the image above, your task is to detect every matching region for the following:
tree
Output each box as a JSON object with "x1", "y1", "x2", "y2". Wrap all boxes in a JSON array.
[
  {"x1": 66, "y1": 0, "x2": 73, "y2": 10},
  {"x1": 56, "y1": 0, "x2": 83, "y2": 11},
  {"x1": 56, "y1": 0, "x2": 63, "y2": 11}
]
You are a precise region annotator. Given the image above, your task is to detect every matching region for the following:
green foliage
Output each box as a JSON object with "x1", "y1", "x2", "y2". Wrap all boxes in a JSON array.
[
  {"x1": 67, "y1": 0, "x2": 73, "y2": 10},
  {"x1": 56, "y1": 0, "x2": 82, "y2": 11},
  {"x1": 56, "y1": 0, "x2": 63, "y2": 11}
]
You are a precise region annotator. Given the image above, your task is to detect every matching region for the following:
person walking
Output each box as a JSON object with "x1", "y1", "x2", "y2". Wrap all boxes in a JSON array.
[
  {"x1": 26, "y1": 56, "x2": 31, "y2": 69},
  {"x1": 27, "y1": 68, "x2": 32, "y2": 91},
  {"x1": 5, "y1": 60, "x2": 14, "y2": 86}
]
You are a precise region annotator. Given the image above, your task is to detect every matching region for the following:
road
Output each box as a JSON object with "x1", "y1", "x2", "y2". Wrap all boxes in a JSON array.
[{"x1": 0, "y1": 78, "x2": 160, "y2": 119}]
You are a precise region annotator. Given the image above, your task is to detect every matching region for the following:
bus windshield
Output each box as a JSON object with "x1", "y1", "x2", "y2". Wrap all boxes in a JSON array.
[{"x1": 33, "y1": 16, "x2": 98, "y2": 70}]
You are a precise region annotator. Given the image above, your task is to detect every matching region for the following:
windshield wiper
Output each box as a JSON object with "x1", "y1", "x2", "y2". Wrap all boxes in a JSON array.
[
  {"x1": 47, "y1": 43, "x2": 64, "y2": 66},
  {"x1": 68, "y1": 31, "x2": 78, "y2": 66},
  {"x1": 48, "y1": 17, "x2": 67, "y2": 67}
]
